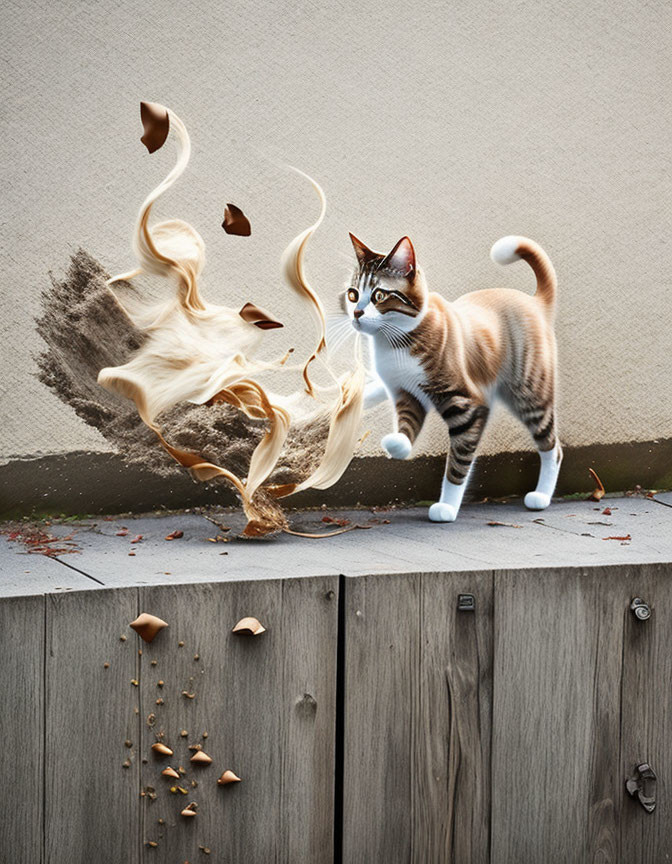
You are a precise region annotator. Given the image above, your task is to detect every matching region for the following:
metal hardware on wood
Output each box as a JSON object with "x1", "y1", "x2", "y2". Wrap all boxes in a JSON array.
[
  {"x1": 626, "y1": 763, "x2": 657, "y2": 813},
  {"x1": 457, "y1": 594, "x2": 475, "y2": 612},
  {"x1": 630, "y1": 597, "x2": 651, "y2": 621}
]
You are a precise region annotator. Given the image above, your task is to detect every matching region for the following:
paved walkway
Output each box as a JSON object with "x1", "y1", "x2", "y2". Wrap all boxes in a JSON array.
[{"x1": 1, "y1": 494, "x2": 670, "y2": 596}]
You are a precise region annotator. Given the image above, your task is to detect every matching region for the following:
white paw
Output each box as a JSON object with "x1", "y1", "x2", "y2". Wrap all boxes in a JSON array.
[
  {"x1": 428, "y1": 502, "x2": 458, "y2": 523},
  {"x1": 524, "y1": 491, "x2": 551, "y2": 510},
  {"x1": 381, "y1": 433, "x2": 412, "y2": 460}
]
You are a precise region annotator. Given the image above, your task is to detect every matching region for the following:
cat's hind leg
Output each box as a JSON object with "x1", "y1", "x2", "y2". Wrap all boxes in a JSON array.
[
  {"x1": 429, "y1": 404, "x2": 489, "y2": 522},
  {"x1": 523, "y1": 408, "x2": 563, "y2": 510}
]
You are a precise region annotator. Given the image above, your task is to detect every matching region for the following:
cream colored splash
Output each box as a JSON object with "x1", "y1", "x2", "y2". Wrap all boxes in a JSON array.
[{"x1": 97, "y1": 105, "x2": 364, "y2": 535}]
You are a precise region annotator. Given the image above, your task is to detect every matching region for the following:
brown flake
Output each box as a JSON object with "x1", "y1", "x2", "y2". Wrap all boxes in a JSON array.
[
  {"x1": 588, "y1": 468, "x2": 605, "y2": 501},
  {"x1": 239, "y1": 302, "x2": 283, "y2": 330},
  {"x1": 232, "y1": 616, "x2": 266, "y2": 636},
  {"x1": 130, "y1": 613, "x2": 169, "y2": 643},
  {"x1": 222, "y1": 203, "x2": 251, "y2": 236},
  {"x1": 140, "y1": 102, "x2": 170, "y2": 154},
  {"x1": 190, "y1": 750, "x2": 212, "y2": 766},
  {"x1": 217, "y1": 770, "x2": 241, "y2": 785}
]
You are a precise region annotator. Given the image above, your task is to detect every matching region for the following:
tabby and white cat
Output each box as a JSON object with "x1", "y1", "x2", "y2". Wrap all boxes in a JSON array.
[{"x1": 345, "y1": 233, "x2": 562, "y2": 522}]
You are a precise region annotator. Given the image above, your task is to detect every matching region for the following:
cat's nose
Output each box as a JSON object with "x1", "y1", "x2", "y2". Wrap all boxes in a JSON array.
[{"x1": 353, "y1": 309, "x2": 364, "y2": 319}]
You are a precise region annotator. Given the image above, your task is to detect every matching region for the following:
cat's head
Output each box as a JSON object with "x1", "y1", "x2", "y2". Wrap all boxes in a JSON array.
[{"x1": 344, "y1": 234, "x2": 427, "y2": 336}]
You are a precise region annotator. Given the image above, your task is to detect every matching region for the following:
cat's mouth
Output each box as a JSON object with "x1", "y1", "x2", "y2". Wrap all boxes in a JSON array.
[{"x1": 352, "y1": 317, "x2": 372, "y2": 333}]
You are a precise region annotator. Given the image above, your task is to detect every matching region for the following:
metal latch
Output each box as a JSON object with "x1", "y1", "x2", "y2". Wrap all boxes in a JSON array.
[
  {"x1": 630, "y1": 597, "x2": 652, "y2": 621},
  {"x1": 457, "y1": 594, "x2": 475, "y2": 612},
  {"x1": 626, "y1": 762, "x2": 657, "y2": 813}
]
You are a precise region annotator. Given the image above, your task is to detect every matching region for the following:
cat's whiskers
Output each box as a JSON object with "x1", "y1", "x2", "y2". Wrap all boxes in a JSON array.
[
  {"x1": 379, "y1": 320, "x2": 413, "y2": 350},
  {"x1": 326, "y1": 316, "x2": 356, "y2": 357},
  {"x1": 327, "y1": 328, "x2": 355, "y2": 357}
]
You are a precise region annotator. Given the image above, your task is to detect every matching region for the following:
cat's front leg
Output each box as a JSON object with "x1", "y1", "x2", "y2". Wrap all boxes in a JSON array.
[
  {"x1": 381, "y1": 389, "x2": 426, "y2": 460},
  {"x1": 364, "y1": 378, "x2": 389, "y2": 410},
  {"x1": 429, "y1": 403, "x2": 489, "y2": 522}
]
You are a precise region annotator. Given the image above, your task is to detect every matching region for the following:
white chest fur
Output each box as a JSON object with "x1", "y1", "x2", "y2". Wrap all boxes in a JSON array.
[{"x1": 371, "y1": 336, "x2": 432, "y2": 409}]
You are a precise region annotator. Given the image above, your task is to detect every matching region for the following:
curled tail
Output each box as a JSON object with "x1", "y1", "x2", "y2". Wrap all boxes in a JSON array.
[{"x1": 490, "y1": 235, "x2": 556, "y2": 312}]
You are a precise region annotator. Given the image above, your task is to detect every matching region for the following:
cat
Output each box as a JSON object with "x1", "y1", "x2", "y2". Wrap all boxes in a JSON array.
[{"x1": 345, "y1": 232, "x2": 562, "y2": 522}]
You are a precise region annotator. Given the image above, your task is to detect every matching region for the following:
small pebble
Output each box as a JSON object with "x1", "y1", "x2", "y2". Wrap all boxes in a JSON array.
[
  {"x1": 146, "y1": 840, "x2": 158, "y2": 848},
  {"x1": 180, "y1": 729, "x2": 188, "y2": 737},
  {"x1": 157, "y1": 680, "x2": 164, "y2": 687},
  {"x1": 138, "y1": 649, "x2": 143, "y2": 656},
  {"x1": 156, "y1": 698, "x2": 164, "y2": 706},
  {"x1": 122, "y1": 759, "x2": 131, "y2": 768},
  {"x1": 202, "y1": 732, "x2": 208, "y2": 739},
  {"x1": 103, "y1": 662, "x2": 110, "y2": 669},
  {"x1": 124, "y1": 739, "x2": 133, "y2": 748},
  {"x1": 131, "y1": 679, "x2": 139, "y2": 687},
  {"x1": 151, "y1": 660, "x2": 157, "y2": 666},
  {"x1": 120, "y1": 635, "x2": 127, "y2": 642},
  {"x1": 178, "y1": 641, "x2": 185, "y2": 647},
  {"x1": 193, "y1": 654, "x2": 199, "y2": 661}
]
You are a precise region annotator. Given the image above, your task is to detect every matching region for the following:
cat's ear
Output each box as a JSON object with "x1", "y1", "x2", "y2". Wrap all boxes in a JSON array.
[
  {"x1": 382, "y1": 236, "x2": 416, "y2": 277},
  {"x1": 349, "y1": 233, "x2": 376, "y2": 266}
]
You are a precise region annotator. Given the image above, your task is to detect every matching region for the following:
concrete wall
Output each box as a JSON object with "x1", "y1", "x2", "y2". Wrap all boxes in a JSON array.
[{"x1": 2, "y1": 0, "x2": 671, "y2": 479}]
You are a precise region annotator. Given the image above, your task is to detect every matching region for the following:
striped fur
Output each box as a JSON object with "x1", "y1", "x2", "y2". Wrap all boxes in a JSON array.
[{"x1": 345, "y1": 234, "x2": 563, "y2": 520}]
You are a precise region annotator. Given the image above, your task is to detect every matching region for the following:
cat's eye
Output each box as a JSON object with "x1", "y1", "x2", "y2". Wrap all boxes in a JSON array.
[
  {"x1": 372, "y1": 288, "x2": 386, "y2": 304},
  {"x1": 347, "y1": 288, "x2": 359, "y2": 303}
]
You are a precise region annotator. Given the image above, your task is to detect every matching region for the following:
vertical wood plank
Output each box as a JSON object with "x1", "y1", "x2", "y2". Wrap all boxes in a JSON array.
[
  {"x1": 620, "y1": 562, "x2": 672, "y2": 862},
  {"x1": 491, "y1": 566, "x2": 626, "y2": 864},
  {"x1": 280, "y1": 576, "x2": 338, "y2": 863},
  {"x1": 586, "y1": 569, "x2": 626, "y2": 864},
  {"x1": 45, "y1": 588, "x2": 140, "y2": 864},
  {"x1": 138, "y1": 576, "x2": 338, "y2": 864},
  {"x1": 0, "y1": 595, "x2": 45, "y2": 864},
  {"x1": 342, "y1": 572, "x2": 420, "y2": 863},
  {"x1": 413, "y1": 571, "x2": 493, "y2": 864}
]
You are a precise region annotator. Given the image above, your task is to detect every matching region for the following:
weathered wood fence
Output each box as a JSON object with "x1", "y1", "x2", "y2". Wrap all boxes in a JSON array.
[{"x1": 2, "y1": 563, "x2": 671, "y2": 862}]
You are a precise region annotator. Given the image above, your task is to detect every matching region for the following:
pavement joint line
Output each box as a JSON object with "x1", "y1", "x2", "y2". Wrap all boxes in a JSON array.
[{"x1": 53, "y1": 555, "x2": 105, "y2": 586}]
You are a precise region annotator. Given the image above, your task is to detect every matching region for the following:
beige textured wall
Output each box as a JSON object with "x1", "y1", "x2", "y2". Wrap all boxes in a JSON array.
[{"x1": 2, "y1": 0, "x2": 671, "y2": 466}]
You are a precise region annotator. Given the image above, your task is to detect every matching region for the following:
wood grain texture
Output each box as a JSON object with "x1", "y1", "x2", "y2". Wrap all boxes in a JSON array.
[
  {"x1": 279, "y1": 576, "x2": 339, "y2": 863},
  {"x1": 137, "y1": 576, "x2": 337, "y2": 863},
  {"x1": 342, "y1": 570, "x2": 493, "y2": 863},
  {"x1": 0, "y1": 595, "x2": 45, "y2": 863},
  {"x1": 491, "y1": 566, "x2": 630, "y2": 864},
  {"x1": 620, "y1": 562, "x2": 672, "y2": 862},
  {"x1": 343, "y1": 572, "x2": 420, "y2": 864},
  {"x1": 45, "y1": 588, "x2": 141, "y2": 864},
  {"x1": 413, "y1": 571, "x2": 493, "y2": 864}
]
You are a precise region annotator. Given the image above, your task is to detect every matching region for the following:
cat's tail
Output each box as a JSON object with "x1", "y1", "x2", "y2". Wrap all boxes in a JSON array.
[{"x1": 490, "y1": 236, "x2": 556, "y2": 312}]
